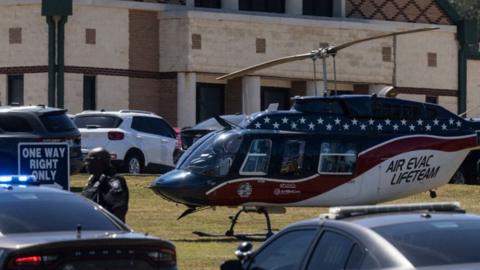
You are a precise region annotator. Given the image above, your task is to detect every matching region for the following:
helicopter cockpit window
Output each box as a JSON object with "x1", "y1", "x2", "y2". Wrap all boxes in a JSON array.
[
  {"x1": 240, "y1": 139, "x2": 272, "y2": 176},
  {"x1": 318, "y1": 142, "x2": 357, "y2": 175},
  {"x1": 179, "y1": 131, "x2": 243, "y2": 177},
  {"x1": 280, "y1": 140, "x2": 306, "y2": 176}
]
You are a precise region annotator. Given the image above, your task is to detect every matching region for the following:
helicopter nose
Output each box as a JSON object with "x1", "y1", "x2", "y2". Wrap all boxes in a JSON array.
[{"x1": 150, "y1": 170, "x2": 208, "y2": 206}]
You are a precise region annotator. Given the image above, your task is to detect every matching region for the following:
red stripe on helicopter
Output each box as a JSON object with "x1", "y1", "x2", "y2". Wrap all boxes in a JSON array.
[{"x1": 206, "y1": 135, "x2": 477, "y2": 206}]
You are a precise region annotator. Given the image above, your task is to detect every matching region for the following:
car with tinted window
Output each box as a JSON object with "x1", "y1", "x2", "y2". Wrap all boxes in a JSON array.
[
  {"x1": 221, "y1": 202, "x2": 480, "y2": 270},
  {"x1": 0, "y1": 106, "x2": 82, "y2": 175},
  {"x1": 74, "y1": 110, "x2": 177, "y2": 174},
  {"x1": 0, "y1": 176, "x2": 176, "y2": 270}
]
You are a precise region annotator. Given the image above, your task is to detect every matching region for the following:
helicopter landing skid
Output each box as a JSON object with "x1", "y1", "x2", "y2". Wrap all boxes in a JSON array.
[
  {"x1": 192, "y1": 231, "x2": 266, "y2": 241},
  {"x1": 192, "y1": 207, "x2": 275, "y2": 240}
]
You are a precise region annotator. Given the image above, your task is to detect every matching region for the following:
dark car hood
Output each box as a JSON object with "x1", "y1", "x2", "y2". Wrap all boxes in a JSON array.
[{"x1": 0, "y1": 231, "x2": 160, "y2": 249}]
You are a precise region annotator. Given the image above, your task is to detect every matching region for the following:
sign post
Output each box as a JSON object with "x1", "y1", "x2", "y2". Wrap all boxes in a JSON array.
[{"x1": 18, "y1": 143, "x2": 70, "y2": 190}]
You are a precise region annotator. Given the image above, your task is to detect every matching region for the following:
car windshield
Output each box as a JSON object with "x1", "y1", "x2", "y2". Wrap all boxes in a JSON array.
[
  {"x1": 179, "y1": 130, "x2": 243, "y2": 177},
  {"x1": 193, "y1": 115, "x2": 245, "y2": 130},
  {"x1": 373, "y1": 219, "x2": 480, "y2": 267},
  {"x1": 74, "y1": 115, "x2": 123, "y2": 128},
  {"x1": 40, "y1": 114, "x2": 77, "y2": 132},
  {"x1": 0, "y1": 191, "x2": 122, "y2": 234}
]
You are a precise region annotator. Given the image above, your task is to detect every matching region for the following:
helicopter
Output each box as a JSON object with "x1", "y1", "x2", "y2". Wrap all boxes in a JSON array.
[{"x1": 150, "y1": 27, "x2": 480, "y2": 238}]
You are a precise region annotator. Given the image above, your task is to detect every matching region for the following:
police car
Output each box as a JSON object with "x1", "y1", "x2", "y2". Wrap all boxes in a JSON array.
[
  {"x1": 221, "y1": 202, "x2": 480, "y2": 270},
  {"x1": 0, "y1": 176, "x2": 176, "y2": 270}
]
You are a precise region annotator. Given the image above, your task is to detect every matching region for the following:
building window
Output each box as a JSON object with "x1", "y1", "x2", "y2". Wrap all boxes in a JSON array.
[
  {"x1": 196, "y1": 83, "x2": 225, "y2": 122},
  {"x1": 9, "y1": 28, "x2": 22, "y2": 44},
  {"x1": 8, "y1": 75, "x2": 24, "y2": 105},
  {"x1": 318, "y1": 142, "x2": 357, "y2": 175},
  {"x1": 303, "y1": 0, "x2": 333, "y2": 17},
  {"x1": 239, "y1": 0, "x2": 285, "y2": 13},
  {"x1": 83, "y1": 76, "x2": 96, "y2": 110},
  {"x1": 195, "y1": 0, "x2": 221, "y2": 8},
  {"x1": 428, "y1": 52, "x2": 437, "y2": 67},
  {"x1": 261, "y1": 87, "x2": 290, "y2": 110},
  {"x1": 85, "y1": 28, "x2": 96, "y2": 45},
  {"x1": 192, "y1": 34, "x2": 202, "y2": 50},
  {"x1": 256, "y1": 38, "x2": 266, "y2": 53},
  {"x1": 240, "y1": 139, "x2": 272, "y2": 175},
  {"x1": 382, "y1": 47, "x2": 392, "y2": 62},
  {"x1": 426, "y1": 96, "x2": 438, "y2": 104}
]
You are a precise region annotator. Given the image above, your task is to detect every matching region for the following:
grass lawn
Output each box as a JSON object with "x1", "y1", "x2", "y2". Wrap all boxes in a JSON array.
[{"x1": 71, "y1": 174, "x2": 480, "y2": 270}]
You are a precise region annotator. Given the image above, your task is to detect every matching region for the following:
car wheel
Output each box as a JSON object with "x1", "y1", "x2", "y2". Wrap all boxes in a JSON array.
[
  {"x1": 125, "y1": 154, "x2": 143, "y2": 174},
  {"x1": 450, "y1": 170, "x2": 466, "y2": 184}
]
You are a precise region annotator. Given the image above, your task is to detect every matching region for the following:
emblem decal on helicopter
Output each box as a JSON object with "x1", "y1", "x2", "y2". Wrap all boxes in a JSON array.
[{"x1": 237, "y1": 183, "x2": 252, "y2": 198}]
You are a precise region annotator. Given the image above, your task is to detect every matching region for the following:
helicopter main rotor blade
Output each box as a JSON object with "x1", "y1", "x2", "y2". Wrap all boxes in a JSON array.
[
  {"x1": 217, "y1": 52, "x2": 312, "y2": 81},
  {"x1": 217, "y1": 27, "x2": 439, "y2": 81},
  {"x1": 327, "y1": 27, "x2": 439, "y2": 54}
]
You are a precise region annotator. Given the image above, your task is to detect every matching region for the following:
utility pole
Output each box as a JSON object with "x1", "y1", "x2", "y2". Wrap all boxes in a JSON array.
[{"x1": 42, "y1": 0, "x2": 72, "y2": 108}]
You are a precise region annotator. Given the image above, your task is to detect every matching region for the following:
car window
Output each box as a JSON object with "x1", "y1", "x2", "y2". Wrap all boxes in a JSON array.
[
  {"x1": 74, "y1": 115, "x2": 123, "y2": 128},
  {"x1": 0, "y1": 192, "x2": 121, "y2": 234},
  {"x1": 306, "y1": 231, "x2": 359, "y2": 270},
  {"x1": 248, "y1": 229, "x2": 316, "y2": 270},
  {"x1": 0, "y1": 115, "x2": 33, "y2": 132},
  {"x1": 373, "y1": 220, "x2": 480, "y2": 267},
  {"x1": 132, "y1": 117, "x2": 174, "y2": 137},
  {"x1": 40, "y1": 114, "x2": 77, "y2": 133}
]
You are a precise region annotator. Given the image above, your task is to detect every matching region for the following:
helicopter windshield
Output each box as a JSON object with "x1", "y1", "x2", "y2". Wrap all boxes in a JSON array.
[{"x1": 179, "y1": 130, "x2": 243, "y2": 177}]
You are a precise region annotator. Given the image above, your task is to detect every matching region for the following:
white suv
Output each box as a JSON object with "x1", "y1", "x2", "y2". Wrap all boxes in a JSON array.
[{"x1": 74, "y1": 110, "x2": 177, "y2": 174}]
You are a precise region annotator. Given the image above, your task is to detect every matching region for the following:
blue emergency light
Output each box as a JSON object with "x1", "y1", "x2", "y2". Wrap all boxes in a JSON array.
[{"x1": 0, "y1": 175, "x2": 38, "y2": 185}]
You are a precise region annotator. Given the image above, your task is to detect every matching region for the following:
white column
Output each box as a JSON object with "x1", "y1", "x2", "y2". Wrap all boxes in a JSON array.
[
  {"x1": 222, "y1": 0, "x2": 238, "y2": 11},
  {"x1": 242, "y1": 76, "x2": 261, "y2": 114},
  {"x1": 177, "y1": 72, "x2": 197, "y2": 128},
  {"x1": 333, "y1": 0, "x2": 346, "y2": 17},
  {"x1": 0, "y1": 74, "x2": 7, "y2": 106},
  {"x1": 306, "y1": 81, "x2": 323, "y2": 96},
  {"x1": 285, "y1": 0, "x2": 302, "y2": 15},
  {"x1": 185, "y1": 0, "x2": 194, "y2": 7}
]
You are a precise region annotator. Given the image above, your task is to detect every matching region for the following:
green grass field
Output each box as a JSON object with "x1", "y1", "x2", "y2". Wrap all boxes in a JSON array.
[{"x1": 71, "y1": 174, "x2": 480, "y2": 270}]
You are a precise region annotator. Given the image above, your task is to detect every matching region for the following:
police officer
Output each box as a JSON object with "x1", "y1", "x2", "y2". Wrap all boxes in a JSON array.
[{"x1": 82, "y1": 147, "x2": 129, "y2": 222}]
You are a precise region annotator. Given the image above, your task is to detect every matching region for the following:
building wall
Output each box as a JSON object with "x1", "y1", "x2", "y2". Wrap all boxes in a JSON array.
[
  {"x1": 24, "y1": 73, "x2": 47, "y2": 106},
  {"x1": 64, "y1": 73, "x2": 84, "y2": 114},
  {"x1": 395, "y1": 31, "x2": 458, "y2": 90},
  {"x1": 65, "y1": 5, "x2": 129, "y2": 69},
  {"x1": 467, "y1": 60, "x2": 480, "y2": 117},
  {"x1": 97, "y1": 75, "x2": 129, "y2": 111},
  {"x1": 0, "y1": 4, "x2": 47, "y2": 66}
]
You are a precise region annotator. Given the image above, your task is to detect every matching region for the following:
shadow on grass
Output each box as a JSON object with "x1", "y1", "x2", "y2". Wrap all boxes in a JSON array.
[
  {"x1": 70, "y1": 187, "x2": 84, "y2": 193},
  {"x1": 172, "y1": 237, "x2": 265, "y2": 243}
]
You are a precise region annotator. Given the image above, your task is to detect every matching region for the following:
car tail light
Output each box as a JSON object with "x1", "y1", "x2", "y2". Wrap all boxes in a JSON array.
[
  {"x1": 15, "y1": 256, "x2": 42, "y2": 266},
  {"x1": 108, "y1": 131, "x2": 124, "y2": 140},
  {"x1": 10, "y1": 255, "x2": 58, "y2": 268}
]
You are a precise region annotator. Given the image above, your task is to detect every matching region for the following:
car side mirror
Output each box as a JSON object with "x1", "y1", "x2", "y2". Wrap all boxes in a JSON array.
[
  {"x1": 220, "y1": 259, "x2": 243, "y2": 270},
  {"x1": 234, "y1": 241, "x2": 253, "y2": 261}
]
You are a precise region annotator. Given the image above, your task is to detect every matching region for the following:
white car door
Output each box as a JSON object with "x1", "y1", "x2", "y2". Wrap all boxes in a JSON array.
[{"x1": 131, "y1": 116, "x2": 176, "y2": 167}]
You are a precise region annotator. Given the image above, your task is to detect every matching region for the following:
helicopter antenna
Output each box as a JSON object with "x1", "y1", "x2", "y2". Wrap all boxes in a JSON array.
[
  {"x1": 311, "y1": 53, "x2": 318, "y2": 96},
  {"x1": 332, "y1": 54, "x2": 338, "y2": 96}
]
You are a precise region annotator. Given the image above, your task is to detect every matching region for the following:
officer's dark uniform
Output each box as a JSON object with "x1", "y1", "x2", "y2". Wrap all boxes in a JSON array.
[{"x1": 82, "y1": 148, "x2": 129, "y2": 222}]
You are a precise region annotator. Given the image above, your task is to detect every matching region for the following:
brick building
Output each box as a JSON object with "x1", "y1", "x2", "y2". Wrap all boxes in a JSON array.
[{"x1": 0, "y1": 0, "x2": 478, "y2": 127}]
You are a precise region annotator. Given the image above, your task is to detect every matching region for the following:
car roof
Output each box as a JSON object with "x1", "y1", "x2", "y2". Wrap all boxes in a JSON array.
[
  {"x1": 0, "y1": 105, "x2": 66, "y2": 115},
  {"x1": 0, "y1": 184, "x2": 72, "y2": 195},
  {"x1": 76, "y1": 110, "x2": 161, "y2": 118},
  {"x1": 284, "y1": 202, "x2": 478, "y2": 230}
]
